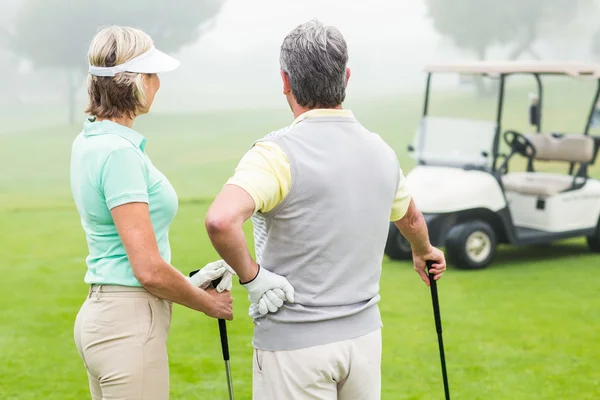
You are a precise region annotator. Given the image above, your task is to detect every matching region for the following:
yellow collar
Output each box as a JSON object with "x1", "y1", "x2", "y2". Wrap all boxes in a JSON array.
[{"x1": 292, "y1": 109, "x2": 354, "y2": 126}]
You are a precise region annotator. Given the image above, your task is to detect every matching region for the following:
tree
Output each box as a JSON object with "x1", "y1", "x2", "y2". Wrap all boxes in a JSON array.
[
  {"x1": 5, "y1": 0, "x2": 225, "y2": 123},
  {"x1": 500, "y1": 0, "x2": 593, "y2": 60},
  {"x1": 425, "y1": 0, "x2": 517, "y2": 95},
  {"x1": 426, "y1": 0, "x2": 515, "y2": 61},
  {"x1": 0, "y1": 0, "x2": 25, "y2": 106},
  {"x1": 425, "y1": 0, "x2": 592, "y2": 94},
  {"x1": 593, "y1": 30, "x2": 600, "y2": 59}
]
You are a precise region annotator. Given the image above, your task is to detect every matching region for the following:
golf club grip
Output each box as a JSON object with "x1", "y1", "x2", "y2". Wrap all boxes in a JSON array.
[
  {"x1": 187, "y1": 271, "x2": 231, "y2": 361},
  {"x1": 218, "y1": 318, "x2": 230, "y2": 361},
  {"x1": 210, "y1": 277, "x2": 231, "y2": 362},
  {"x1": 426, "y1": 261, "x2": 443, "y2": 335}
]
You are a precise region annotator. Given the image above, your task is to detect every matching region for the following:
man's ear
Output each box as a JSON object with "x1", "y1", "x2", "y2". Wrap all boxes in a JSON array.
[
  {"x1": 345, "y1": 67, "x2": 351, "y2": 86},
  {"x1": 281, "y1": 70, "x2": 292, "y2": 94}
]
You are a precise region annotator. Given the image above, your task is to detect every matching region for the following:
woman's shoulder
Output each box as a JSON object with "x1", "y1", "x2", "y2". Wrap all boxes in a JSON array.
[{"x1": 73, "y1": 132, "x2": 141, "y2": 160}]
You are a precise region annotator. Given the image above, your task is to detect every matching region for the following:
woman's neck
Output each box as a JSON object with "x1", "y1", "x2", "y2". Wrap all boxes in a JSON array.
[{"x1": 95, "y1": 116, "x2": 135, "y2": 129}]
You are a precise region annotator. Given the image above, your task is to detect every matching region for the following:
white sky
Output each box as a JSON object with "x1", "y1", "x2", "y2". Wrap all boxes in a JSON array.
[
  {"x1": 199, "y1": 0, "x2": 434, "y2": 54},
  {"x1": 154, "y1": 0, "x2": 458, "y2": 111},
  {"x1": 3, "y1": 0, "x2": 596, "y2": 111}
]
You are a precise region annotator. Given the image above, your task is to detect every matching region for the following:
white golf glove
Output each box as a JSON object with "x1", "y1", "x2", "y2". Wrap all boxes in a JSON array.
[
  {"x1": 242, "y1": 265, "x2": 294, "y2": 316},
  {"x1": 188, "y1": 260, "x2": 236, "y2": 292},
  {"x1": 249, "y1": 289, "x2": 288, "y2": 318}
]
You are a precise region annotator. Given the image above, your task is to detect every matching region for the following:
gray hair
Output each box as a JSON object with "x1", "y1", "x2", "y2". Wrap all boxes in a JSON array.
[{"x1": 280, "y1": 20, "x2": 349, "y2": 109}]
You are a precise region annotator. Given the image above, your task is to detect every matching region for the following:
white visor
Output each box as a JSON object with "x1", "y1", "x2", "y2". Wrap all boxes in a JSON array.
[{"x1": 88, "y1": 46, "x2": 180, "y2": 77}]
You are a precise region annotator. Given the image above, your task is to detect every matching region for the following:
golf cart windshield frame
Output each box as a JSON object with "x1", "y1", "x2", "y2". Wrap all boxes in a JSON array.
[{"x1": 420, "y1": 67, "x2": 600, "y2": 173}]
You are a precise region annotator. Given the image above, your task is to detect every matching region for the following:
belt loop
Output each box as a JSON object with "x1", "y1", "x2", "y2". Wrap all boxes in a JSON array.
[
  {"x1": 88, "y1": 286, "x2": 93, "y2": 299},
  {"x1": 96, "y1": 285, "x2": 103, "y2": 300}
]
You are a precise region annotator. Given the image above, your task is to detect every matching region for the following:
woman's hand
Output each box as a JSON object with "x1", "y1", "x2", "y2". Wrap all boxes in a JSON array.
[
  {"x1": 204, "y1": 287, "x2": 234, "y2": 320},
  {"x1": 188, "y1": 260, "x2": 236, "y2": 292}
]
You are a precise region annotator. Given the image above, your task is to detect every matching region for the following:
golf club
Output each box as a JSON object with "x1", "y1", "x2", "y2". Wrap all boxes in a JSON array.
[
  {"x1": 427, "y1": 260, "x2": 450, "y2": 400},
  {"x1": 189, "y1": 271, "x2": 235, "y2": 400}
]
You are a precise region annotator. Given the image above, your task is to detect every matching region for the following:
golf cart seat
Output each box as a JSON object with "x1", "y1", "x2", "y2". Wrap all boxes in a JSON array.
[
  {"x1": 502, "y1": 172, "x2": 583, "y2": 197},
  {"x1": 502, "y1": 133, "x2": 594, "y2": 197}
]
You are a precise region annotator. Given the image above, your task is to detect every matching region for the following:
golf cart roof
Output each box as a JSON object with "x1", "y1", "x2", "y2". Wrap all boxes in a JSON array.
[{"x1": 424, "y1": 61, "x2": 600, "y2": 77}]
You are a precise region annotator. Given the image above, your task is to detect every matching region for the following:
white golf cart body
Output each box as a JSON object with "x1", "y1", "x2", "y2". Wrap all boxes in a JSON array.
[{"x1": 385, "y1": 62, "x2": 600, "y2": 269}]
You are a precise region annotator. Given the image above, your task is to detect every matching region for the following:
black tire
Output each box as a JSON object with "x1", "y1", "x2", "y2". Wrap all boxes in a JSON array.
[
  {"x1": 586, "y1": 218, "x2": 600, "y2": 252},
  {"x1": 445, "y1": 220, "x2": 497, "y2": 270},
  {"x1": 384, "y1": 223, "x2": 413, "y2": 261}
]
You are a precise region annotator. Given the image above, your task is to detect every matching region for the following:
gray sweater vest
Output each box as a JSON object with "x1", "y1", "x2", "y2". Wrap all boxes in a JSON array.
[{"x1": 251, "y1": 115, "x2": 400, "y2": 351}]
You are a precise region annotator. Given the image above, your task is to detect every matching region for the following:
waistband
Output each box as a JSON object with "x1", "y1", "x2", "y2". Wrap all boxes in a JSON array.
[
  {"x1": 88, "y1": 284, "x2": 156, "y2": 299},
  {"x1": 252, "y1": 302, "x2": 382, "y2": 351}
]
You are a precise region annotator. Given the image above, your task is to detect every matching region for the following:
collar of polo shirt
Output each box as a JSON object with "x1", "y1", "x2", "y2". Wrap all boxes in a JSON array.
[
  {"x1": 292, "y1": 109, "x2": 355, "y2": 126},
  {"x1": 83, "y1": 118, "x2": 148, "y2": 151}
]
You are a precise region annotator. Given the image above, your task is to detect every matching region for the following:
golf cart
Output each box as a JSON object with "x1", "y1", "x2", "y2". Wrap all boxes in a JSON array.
[{"x1": 385, "y1": 61, "x2": 600, "y2": 269}]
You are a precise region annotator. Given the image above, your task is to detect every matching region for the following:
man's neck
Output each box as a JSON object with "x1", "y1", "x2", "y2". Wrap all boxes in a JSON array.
[{"x1": 292, "y1": 104, "x2": 343, "y2": 120}]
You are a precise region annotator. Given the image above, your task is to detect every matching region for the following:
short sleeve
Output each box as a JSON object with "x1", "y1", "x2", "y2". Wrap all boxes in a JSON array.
[
  {"x1": 225, "y1": 141, "x2": 291, "y2": 214},
  {"x1": 390, "y1": 167, "x2": 412, "y2": 221},
  {"x1": 101, "y1": 147, "x2": 149, "y2": 210}
]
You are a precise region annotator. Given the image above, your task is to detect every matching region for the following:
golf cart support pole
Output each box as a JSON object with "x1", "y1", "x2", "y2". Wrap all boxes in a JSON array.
[
  {"x1": 568, "y1": 78, "x2": 600, "y2": 176},
  {"x1": 583, "y1": 78, "x2": 600, "y2": 136},
  {"x1": 492, "y1": 74, "x2": 506, "y2": 173},
  {"x1": 427, "y1": 261, "x2": 450, "y2": 400},
  {"x1": 533, "y1": 73, "x2": 543, "y2": 133},
  {"x1": 423, "y1": 72, "x2": 432, "y2": 117}
]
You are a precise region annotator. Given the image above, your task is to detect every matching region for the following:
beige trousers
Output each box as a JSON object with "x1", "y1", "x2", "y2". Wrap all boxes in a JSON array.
[
  {"x1": 74, "y1": 284, "x2": 172, "y2": 400},
  {"x1": 253, "y1": 329, "x2": 382, "y2": 400}
]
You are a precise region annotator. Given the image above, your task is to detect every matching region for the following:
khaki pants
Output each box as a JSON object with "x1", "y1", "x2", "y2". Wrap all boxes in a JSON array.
[
  {"x1": 253, "y1": 329, "x2": 382, "y2": 400},
  {"x1": 74, "y1": 285, "x2": 172, "y2": 400}
]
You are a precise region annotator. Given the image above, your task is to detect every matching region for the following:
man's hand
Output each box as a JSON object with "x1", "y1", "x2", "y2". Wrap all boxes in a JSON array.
[
  {"x1": 188, "y1": 260, "x2": 236, "y2": 292},
  {"x1": 241, "y1": 266, "x2": 294, "y2": 315},
  {"x1": 413, "y1": 246, "x2": 446, "y2": 286},
  {"x1": 247, "y1": 289, "x2": 288, "y2": 318},
  {"x1": 204, "y1": 287, "x2": 234, "y2": 320}
]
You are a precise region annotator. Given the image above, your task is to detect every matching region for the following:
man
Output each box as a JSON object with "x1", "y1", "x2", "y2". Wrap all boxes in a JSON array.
[{"x1": 205, "y1": 19, "x2": 446, "y2": 400}]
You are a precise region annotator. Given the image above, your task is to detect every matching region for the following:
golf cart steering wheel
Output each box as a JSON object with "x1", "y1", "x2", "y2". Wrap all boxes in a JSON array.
[{"x1": 503, "y1": 130, "x2": 536, "y2": 158}]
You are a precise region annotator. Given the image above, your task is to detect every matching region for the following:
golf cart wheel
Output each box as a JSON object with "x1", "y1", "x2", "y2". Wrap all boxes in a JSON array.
[
  {"x1": 384, "y1": 223, "x2": 412, "y2": 260},
  {"x1": 586, "y1": 220, "x2": 600, "y2": 252},
  {"x1": 445, "y1": 221, "x2": 497, "y2": 270}
]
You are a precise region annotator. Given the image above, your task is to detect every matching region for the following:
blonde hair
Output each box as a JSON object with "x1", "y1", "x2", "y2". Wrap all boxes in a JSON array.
[{"x1": 85, "y1": 26, "x2": 153, "y2": 119}]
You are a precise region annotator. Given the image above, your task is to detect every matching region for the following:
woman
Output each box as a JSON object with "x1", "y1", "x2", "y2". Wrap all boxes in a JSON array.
[{"x1": 70, "y1": 26, "x2": 233, "y2": 400}]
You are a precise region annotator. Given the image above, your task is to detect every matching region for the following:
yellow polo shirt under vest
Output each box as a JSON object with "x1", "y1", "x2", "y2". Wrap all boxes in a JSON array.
[{"x1": 226, "y1": 109, "x2": 411, "y2": 220}]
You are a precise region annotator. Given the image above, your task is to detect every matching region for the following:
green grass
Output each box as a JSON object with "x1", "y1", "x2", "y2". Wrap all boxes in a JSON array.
[{"x1": 1, "y1": 84, "x2": 600, "y2": 399}]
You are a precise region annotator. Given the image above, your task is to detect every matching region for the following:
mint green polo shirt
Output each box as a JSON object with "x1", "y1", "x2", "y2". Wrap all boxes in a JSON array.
[{"x1": 70, "y1": 118, "x2": 178, "y2": 287}]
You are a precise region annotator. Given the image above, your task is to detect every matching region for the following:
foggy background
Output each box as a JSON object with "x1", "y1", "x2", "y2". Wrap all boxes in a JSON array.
[
  {"x1": 2, "y1": 3, "x2": 600, "y2": 398},
  {"x1": 2, "y1": 0, "x2": 600, "y2": 130}
]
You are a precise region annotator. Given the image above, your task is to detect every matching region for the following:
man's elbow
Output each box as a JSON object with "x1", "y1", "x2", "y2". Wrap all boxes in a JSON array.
[
  {"x1": 395, "y1": 200, "x2": 424, "y2": 231},
  {"x1": 205, "y1": 211, "x2": 237, "y2": 238},
  {"x1": 405, "y1": 209, "x2": 425, "y2": 231}
]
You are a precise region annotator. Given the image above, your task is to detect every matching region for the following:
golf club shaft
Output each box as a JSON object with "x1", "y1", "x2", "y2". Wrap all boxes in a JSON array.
[
  {"x1": 212, "y1": 278, "x2": 234, "y2": 400},
  {"x1": 225, "y1": 360, "x2": 234, "y2": 400},
  {"x1": 188, "y1": 270, "x2": 235, "y2": 399},
  {"x1": 427, "y1": 261, "x2": 450, "y2": 400}
]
